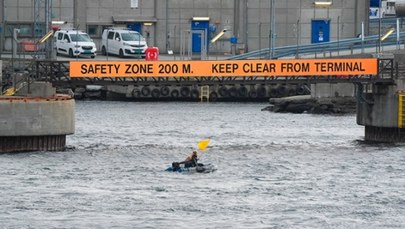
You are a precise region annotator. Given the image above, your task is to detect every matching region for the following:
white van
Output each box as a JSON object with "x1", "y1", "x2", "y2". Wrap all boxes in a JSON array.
[
  {"x1": 54, "y1": 29, "x2": 97, "y2": 58},
  {"x1": 101, "y1": 28, "x2": 148, "y2": 58}
]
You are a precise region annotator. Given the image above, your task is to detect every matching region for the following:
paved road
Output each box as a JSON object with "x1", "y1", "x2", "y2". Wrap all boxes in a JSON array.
[
  {"x1": 57, "y1": 53, "x2": 231, "y2": 61},
  {"x1": 0, "y1": 52, "x2": 232, "y2": 61}
]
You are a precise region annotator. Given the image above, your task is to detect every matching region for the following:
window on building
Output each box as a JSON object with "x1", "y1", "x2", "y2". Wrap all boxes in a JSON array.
[
  {"x1": 4, "y1": 23, "x2": 36, "y2": 38},
  {"x1": 19, "y1": 24, "x2": 32, "y2": 37},
  {"x1": 87, "y1": 24, "x2": 99, "y2": 37},
  {"x1": 34, "y1": 23, "x2": 46, "y2": 37}
]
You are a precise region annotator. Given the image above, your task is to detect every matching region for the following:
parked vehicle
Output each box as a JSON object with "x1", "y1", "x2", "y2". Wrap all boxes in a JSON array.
[
  {"x1": 54, "y1": 29, "x2": 97, "y2": 58},
  {"x1": 101, "y1": 28, "x2": 148, "y2": 58}
]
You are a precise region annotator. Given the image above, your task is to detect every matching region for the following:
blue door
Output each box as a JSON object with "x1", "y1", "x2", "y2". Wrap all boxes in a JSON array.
[
  {"x1": 127, "y1": 23, "x2": 142, "y2": 33},
  {"x1": 191, "y1": 20, "x2": 209, "y2": 53},
  {"x1": 370, "y1": 0, "x2": 380, "y2": 7},
  {"x1": 311, "y1": 20, "x2": 330, "y2": 43}
]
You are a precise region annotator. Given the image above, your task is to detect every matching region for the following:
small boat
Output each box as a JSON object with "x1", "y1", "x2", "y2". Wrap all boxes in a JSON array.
[{"x1": 166, "y1": 162, "x2": 217, "y2": 173}]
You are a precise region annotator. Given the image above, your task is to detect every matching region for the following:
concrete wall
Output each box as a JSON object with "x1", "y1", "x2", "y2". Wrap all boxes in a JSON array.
[
  {"x1": 15, "y1": 81, "x2": 56, "y2": 97},
  {"x1": 0, "y1": 0, "x2": 369, "y2": 53},
  {"x1": 311, "y1": 83, "x2": 355, "y2": 98},
  {"x1": 0, "y1": 98, "x2": 75, "y2": 136},
  {"x1": 357, "y1": 85, "x2": 398, "y2": 127}
]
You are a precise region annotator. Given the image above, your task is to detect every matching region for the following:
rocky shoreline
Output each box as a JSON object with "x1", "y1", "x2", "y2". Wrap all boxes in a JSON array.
[{"x1": 262, "y1": 95, "x2": 357, "y2": 114}]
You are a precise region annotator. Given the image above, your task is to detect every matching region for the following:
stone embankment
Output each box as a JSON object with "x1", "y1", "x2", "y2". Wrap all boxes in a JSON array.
[{"x1": 262, "y1": 95, "x2": 356, "y2": 114}]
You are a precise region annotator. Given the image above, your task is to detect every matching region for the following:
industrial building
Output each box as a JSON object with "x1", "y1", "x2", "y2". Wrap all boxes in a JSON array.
[{"x1": 0, "y1": 0, "x2": 369, "y2": 55}]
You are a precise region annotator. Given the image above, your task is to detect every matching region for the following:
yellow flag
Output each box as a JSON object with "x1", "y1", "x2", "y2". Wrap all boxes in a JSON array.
[{"x1": 197, "y1": 139, "x2": 210, "y2": 151}]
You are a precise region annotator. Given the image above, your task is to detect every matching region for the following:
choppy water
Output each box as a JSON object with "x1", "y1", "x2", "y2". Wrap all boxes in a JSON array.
[{"x1": 1, "y1": 101, "x2": 405, "y2": 228}]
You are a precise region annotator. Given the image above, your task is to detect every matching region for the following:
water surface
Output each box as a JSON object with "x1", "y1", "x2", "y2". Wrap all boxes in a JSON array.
[{"x1": 0, "y1": 101, "x2": 404, "y2": 228}]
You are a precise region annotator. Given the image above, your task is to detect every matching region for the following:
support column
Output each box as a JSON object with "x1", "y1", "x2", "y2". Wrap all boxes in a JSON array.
[
  {"x1": 356, "y1": 54, "x2": 405, "y2": 142},
  {"x1": 364, "y1": 126, "x2": 405, "y2": 142}
]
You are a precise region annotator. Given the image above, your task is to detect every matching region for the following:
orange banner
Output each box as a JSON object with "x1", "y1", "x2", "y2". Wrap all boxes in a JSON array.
[{"x1": 69, "y1": 58, "x2": 378, "y2": 78}]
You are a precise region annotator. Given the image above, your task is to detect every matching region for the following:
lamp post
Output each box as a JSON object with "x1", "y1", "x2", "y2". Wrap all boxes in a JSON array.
[
  {"x1": 269, "y1": 0, "x2": 275, "y2": 59},
  {"x1": 378, "y1": 0, "x2": 382, "y2": 55},
  {"x1": 361, "y1": 21, "x2": 365, "y2": 53},
  {"x1": 45, "y1": 0, "x2": 53, "y2": 59},
  {"x1": 259, "y1": 22, "x2": 262, "y2": 59},
  {"x1": 268, "y1": 0, "x2": 271, "y2": 59},
  {"x1": 337, "y1": 16, "x2": 340, "y2": 56},
  {"x1": 296, "y1": 19, "x2": 299, "y2": 59}
]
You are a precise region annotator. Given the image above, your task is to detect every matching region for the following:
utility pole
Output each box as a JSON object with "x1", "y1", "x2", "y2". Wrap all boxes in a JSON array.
[
  {"x1": 45, "y1": 0, "x2": 53, "y2": 59},
  {"x1": 337, "y1": 16, "x2": 340, "y2": 56},
  {"x1": 378, "y1": 0, "x2": 382, "y2": 55},
  {"x1": 269, "y1": 0, "x2": 275, "y2": 59}
]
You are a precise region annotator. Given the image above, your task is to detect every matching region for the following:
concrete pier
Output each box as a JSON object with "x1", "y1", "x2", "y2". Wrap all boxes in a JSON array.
[
  {"x1": 356, "y1": 53, "x2": 405, "y2": 142},
  {"x1": 0, "y1": 62, "x2": 75, "y2": 154},
  {"x1": 0, "y1": 95, "x2": 75, "y2": 152}
]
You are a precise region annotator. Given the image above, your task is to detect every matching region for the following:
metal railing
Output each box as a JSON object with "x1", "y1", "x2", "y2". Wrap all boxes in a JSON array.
[{"x1": 228, "y1": 32, "x2": 405, "y2": 60}]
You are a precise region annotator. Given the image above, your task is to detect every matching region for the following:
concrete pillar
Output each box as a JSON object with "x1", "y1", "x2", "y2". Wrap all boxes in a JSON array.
[
  {"x1": 0, "y1": 96, "x2": 75, "y2": 153},
  {"x1": 0, "y1": 82, "x2": 75, "y2": 153},
  {"x1": 356, "y1": 52, "x2": 405, "y2": 142}
]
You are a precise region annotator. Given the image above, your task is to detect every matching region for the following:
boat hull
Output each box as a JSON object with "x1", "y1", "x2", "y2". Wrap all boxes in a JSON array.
[{"x1": 166, "y1": 163, "x2": 216, "y2": 173}]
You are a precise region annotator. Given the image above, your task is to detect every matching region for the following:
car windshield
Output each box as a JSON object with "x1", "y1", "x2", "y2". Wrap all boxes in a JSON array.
[
  {"x1": 70, "y1": 33, "x2": 91, "y2": 42},
  {"x1": 121, "y1": 33, "x2": 143, "y2": 42}
]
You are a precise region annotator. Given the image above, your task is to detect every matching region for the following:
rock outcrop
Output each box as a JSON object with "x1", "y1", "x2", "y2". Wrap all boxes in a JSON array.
[{"x1": 262, "y1": 95, "x2": 356, "y2": 114}]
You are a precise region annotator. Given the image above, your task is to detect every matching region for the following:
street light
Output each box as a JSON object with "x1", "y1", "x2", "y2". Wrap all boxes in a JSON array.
[
  {"x1": 380, "y1": 27, "x2": 395, "y2": 41},
  {"x1": 378, "y1": 0, "x2": 382, "y2": 55},
  {"x1": 210, "y1": 29, "x2": 227, "y2": 43},
  {"x1": 314, "y1": 1, "x2": 333, "y2": 7},
  {"x1": 38, "y1": 31, "x2": 54, "y2": 43},
  {"x1": 269, "y1": 0, "x2": 275, "y2": 59},
  {"x1": 210, "y1": 29, "x2": 227, "y2": 60},
  {"x1": 51, "y1": 21, "x2": 67, "y2": 25}
]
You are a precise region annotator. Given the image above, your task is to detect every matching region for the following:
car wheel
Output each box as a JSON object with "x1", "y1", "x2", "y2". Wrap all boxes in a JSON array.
[
  {"x1": 101, "y1": 46, "x2": 107, "y2": 55},
  {"x1": 119, "y1": 49, "x2": 124, "y2": 58},
  {"x1": 91, "y1": 55, "x2": 95, "y2": 59},
  {"x1": 69, "y1": 49, "x2": 74, "y2": 58}
]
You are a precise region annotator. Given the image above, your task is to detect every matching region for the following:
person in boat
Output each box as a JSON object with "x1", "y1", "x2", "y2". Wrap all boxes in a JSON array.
[
  {"x1": 183, "y1": 151, "x2": 198, "y2": 168},
  {"x1": 176, "y1": 151, "x2": 198, "y2": 168},
  {"x1": 171, "y1": 151, "x2": 199, "y2": 171}
]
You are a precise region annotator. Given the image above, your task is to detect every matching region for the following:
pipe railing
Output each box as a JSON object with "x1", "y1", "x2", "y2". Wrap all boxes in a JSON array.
[{"x1": 228, "y1": 32, "x2": 405, "y2": 60}]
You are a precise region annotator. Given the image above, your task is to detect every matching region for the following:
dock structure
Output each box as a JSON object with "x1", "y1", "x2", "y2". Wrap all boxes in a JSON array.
[
  {"x1": 356, "y1": 52, "x2": 405, "y2": 142},
  {"x1": 0, "y1": 69, "x2": 75, "y2": 153},
  {"x1": 4, "y1": 54, "x2": 405, "y2": 143},
  {"x1": 22, "y1": 58, "x2": 388, "y2": 102}
]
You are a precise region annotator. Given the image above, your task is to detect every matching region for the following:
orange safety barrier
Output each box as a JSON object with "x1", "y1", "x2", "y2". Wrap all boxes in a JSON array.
[{"x1": 70, "y1": 58, "x2": 378, "y2": 78}]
